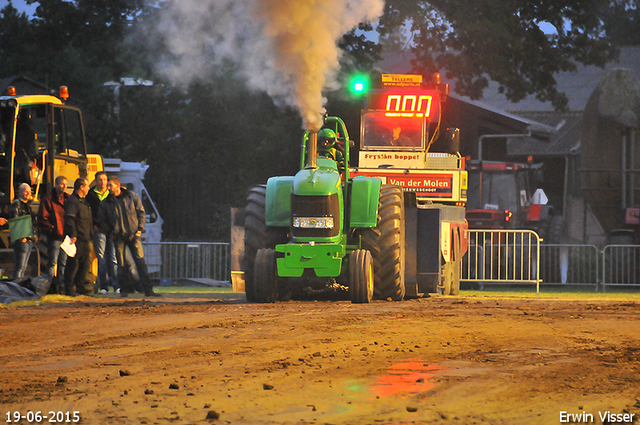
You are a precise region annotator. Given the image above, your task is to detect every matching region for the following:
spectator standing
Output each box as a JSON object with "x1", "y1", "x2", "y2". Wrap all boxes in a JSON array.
[
  {"x1": 63, "y1": 178, "x2": 92, "y2": 296},
  {"x1": 9, "y1": 183, "x2": 37, "y2": 279},
  {"x1": 37, "y1": 175, "x2": 69, "y2": 293},
  {"x1": 86, "y1": 171, "x2": 119, "y2": 294},
  {"x1": 98, "y1": 176, "x2": 160, "y2": 298}
]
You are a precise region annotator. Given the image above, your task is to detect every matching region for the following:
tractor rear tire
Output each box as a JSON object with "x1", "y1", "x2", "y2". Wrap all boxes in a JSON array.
[
  {"x1": 254, "y1": 248, "x2": 278, "y2": 303},
  {"x1": 546, "y1": 215, "x2": 567, "y2": 244},
  {"x1": 360, "y1": 185, "x2": 405, "y2": 301},
  {"x1": 244, "y1": 185, "x2": 287, "y2": 302},
  {"x1": 349, "y1": 249, "x2": 373, "y2": 303}
]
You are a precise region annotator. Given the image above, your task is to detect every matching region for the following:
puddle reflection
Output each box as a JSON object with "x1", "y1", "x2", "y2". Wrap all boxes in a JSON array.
[{"x1": 372, "y1": 361, "x2": 440, "y2": 398}]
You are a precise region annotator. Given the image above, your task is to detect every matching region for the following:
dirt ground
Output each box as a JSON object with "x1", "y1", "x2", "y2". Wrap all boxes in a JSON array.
[{"x1": 1, "y1": 291, "x2": 640, "y2": 425}]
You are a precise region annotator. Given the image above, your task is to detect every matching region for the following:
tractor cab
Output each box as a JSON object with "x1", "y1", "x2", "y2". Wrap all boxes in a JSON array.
[
  {"x1": 352, "y1": 74, "x2": 467, "y2": 207},
  {"x1": 465, "y1": 159, "x2": 561, "y2": 241},
  {"x1": 361, "y1": 110, "x2": 424, "y2": 149},
  {"x1": 358, "y1": 74, "x2": 442, "y2": 170}
]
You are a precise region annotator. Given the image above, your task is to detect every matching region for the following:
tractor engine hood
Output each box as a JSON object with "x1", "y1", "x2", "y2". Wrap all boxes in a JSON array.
[{"x1": 293, "y1": 167, "x2": 341, "y2": 197}]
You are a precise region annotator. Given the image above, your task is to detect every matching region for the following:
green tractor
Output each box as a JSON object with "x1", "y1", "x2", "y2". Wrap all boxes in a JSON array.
[{"x1": 243, "y1": 116, "x2": 405, "y2": 303}]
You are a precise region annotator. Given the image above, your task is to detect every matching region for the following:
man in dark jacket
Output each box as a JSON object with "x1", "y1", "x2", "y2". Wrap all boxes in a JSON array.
[
  {"x1": 37, "y1": 175, "x2": 68, "y2": 293},
  {"x1": 63, "y1": 178, "x2": 92, "y2": 296},
  {"x1": 86, "y1": 171, "x2": 119, "y2": 294},
  {"x1": 9, "y1": 183, "x2": 37, "y2": 279},
  {"x1": 98, "y1": 176, "x2": 160, "y2": 298}
]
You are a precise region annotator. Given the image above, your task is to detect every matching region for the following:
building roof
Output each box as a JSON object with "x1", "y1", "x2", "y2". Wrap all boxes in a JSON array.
[
  {"x1": 481, "y1": 47, "x2": 640, "y2": 112},
  {"x1": 506, "y1": 110, "x2": 582, "y2": 156},
  {"x1": 449, "y1": 94, "x2": 557, "y2": 138},
  {"x1": 0, "y1": 75, "x2": 50, "y2": 96},
  {"x1": 501, "y1": 47, "x2": 640, "y2": 156}
]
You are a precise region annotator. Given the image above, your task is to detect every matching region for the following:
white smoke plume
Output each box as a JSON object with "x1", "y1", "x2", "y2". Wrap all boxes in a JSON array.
[{"x1": 156, "y1": 0, "x2": 384, "y2": 131}]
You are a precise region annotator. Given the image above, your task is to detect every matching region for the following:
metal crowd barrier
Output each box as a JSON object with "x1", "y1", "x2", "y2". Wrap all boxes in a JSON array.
[
  {"x1": 539, "y1": 244, "x2": 600, "y2": 286},
  {"x1": 142, "y1": 242, "x2": 230, "y2": 283},
  {"x1": 141, "y1": 240, "x2": 639, "y2": 291},
  {"x1": 463, "y1": 235, "x2": 639, "y2": 291},
  {"x1": 462, "y1": 230, "x2": 541, "y2": 293},
  {"x1": 601, "y1": 245, "x2": 640, "y2": 289}
]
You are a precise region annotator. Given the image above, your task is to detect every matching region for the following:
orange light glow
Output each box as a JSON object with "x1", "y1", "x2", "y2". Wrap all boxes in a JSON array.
[
  {"x1": 372, "y1": 361, "x2": 440, "y2": 398},
  {"x1": 6, "y1": 86, "x2": 16, "y2": 96},
  {"x1": 60, "y1": 86, "x2": 69, "y2": 100}
]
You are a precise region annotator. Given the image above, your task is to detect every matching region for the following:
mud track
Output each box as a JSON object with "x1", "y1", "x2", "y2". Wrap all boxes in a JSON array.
[{"x1": 1, "y1": 293, "x2": 640, "y2": 424}]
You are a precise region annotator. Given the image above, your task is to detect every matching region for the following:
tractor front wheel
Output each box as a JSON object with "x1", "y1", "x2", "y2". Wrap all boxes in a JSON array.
[
  {"x1": 254, "y1": 248, "x2": 278, "y2": 303},
  {"x1": 349, "y1": 249, "x2": 373, "y2": 304}
]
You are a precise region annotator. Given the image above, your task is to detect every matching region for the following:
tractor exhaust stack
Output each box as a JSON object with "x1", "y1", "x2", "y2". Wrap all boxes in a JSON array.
[{"x1": 308, "y1": 131, "x2": 318, "y2": 168}]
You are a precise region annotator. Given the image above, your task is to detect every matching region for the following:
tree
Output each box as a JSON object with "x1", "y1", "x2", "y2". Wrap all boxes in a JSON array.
[
  {"x1": 104, "y1": 71, "x2": 303, "y2": 240},
  {"x1": 378, "y1": 0, "x2": 619, "y2": 110},
  {"x1": 601, "y1": 0, "x2": 640, "y2": 46},
  {"x1": 0, "y1": 0, "x2": 145, "y2": 98},
  {"x1": 338, "y1": 23, "x2": 383, "y2": 74},
  {"x1": 27, "y1": 0, "x2": 144, "y2": 67},
  {"x1": 0, "y1": 4, "x2": 40, "y2": 80}
]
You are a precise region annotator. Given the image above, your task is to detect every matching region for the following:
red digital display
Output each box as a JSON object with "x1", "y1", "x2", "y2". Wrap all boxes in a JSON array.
[
  {"x1": 384, "y1": 94, "x2": 432, "y2": 117},
  {"x1": 368, "y1": 90, "x2": 440, "y2": 121}
]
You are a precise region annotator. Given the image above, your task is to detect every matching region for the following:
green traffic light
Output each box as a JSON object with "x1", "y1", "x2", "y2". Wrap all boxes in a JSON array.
[{"x1": 349, "y1": 74, "x2": 369, "y2": 96}]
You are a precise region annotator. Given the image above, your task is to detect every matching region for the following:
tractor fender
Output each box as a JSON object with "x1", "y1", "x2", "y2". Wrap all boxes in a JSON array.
[
  {"x1": 349, "y1": 176, "x2": 382, "y2": 228},
  {"x1": 265, "y1": 176, "x2": 294, "y2": 227}
]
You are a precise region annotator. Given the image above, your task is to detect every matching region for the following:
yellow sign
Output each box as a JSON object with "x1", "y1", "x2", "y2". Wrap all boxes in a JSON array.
[{"x1": 381, "y1": 74, "x2": 423, "y2": 86}]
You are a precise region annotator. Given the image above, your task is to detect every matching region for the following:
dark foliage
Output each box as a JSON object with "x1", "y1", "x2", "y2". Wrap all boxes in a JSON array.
[{"x1": 379, "y1": 0, "x2": 619, "y2": 110}]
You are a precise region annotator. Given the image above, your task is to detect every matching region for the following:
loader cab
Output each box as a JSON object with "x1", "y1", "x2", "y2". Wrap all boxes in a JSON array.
[{"x1": 0, "y1": 90, "x2": 89, "y2": 205}]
